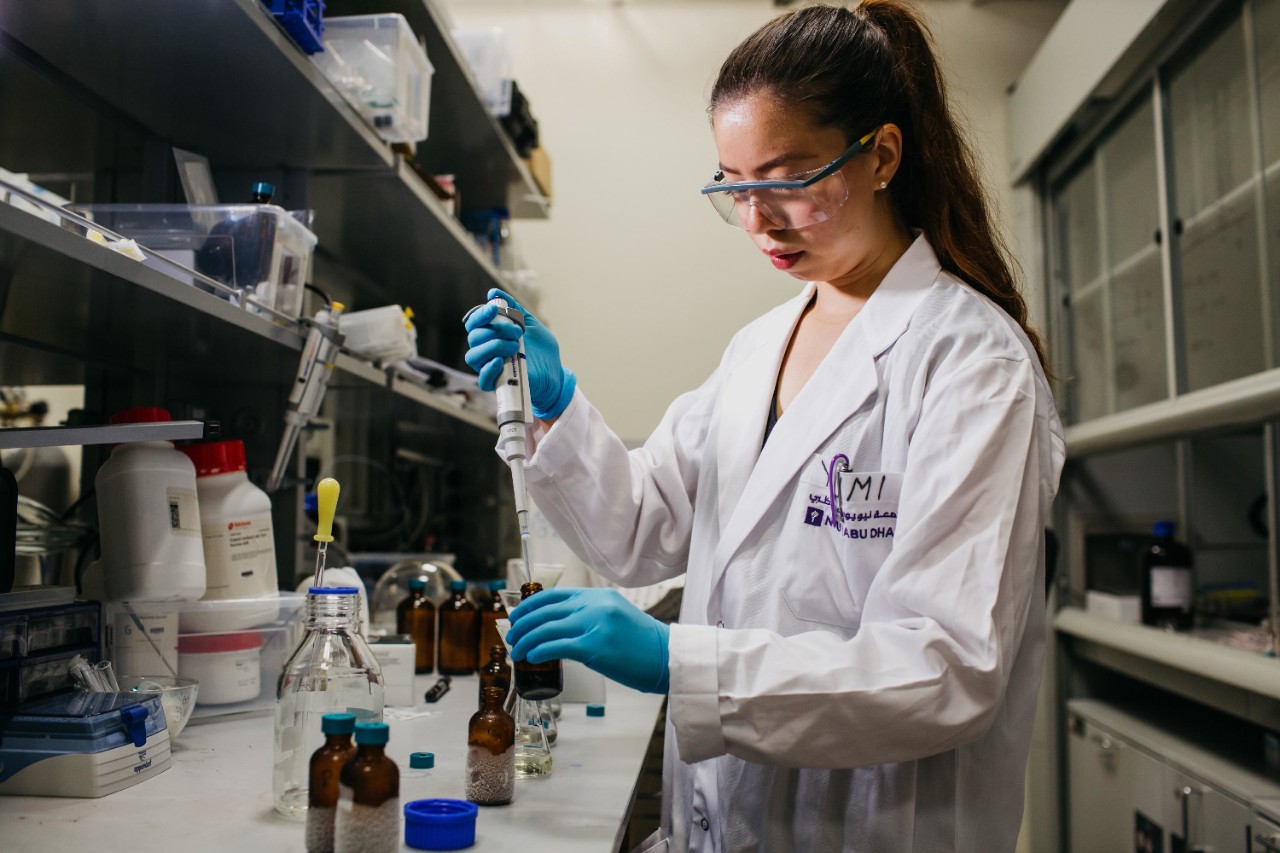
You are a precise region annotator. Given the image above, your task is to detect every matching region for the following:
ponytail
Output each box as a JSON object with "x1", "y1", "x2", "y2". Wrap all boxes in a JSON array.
[{"x1": 710, "y1": 1, "x2": 1050, "y2": 373}]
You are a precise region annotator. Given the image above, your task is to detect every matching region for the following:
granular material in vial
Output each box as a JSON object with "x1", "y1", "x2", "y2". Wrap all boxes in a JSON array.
[
  {"x1": 305, "y1": 804, "x2": 335, "y2": 852},
  {"x1": 333, "y1": 796, "x2": 400, "y2": 853},
  {"x1": 465, "y1": 744, "x2": 514, "y2": 805}
]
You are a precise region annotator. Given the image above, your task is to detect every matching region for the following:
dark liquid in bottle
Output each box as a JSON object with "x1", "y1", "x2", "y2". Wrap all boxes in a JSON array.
[{"x1": 512, "y1": 582, "x2": 563, "y2": 700}]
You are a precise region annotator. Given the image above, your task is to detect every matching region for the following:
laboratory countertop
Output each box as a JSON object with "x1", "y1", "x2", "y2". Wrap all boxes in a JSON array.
[{"x1": 1, "y1": 675, "x2": 666, "y2": 852}]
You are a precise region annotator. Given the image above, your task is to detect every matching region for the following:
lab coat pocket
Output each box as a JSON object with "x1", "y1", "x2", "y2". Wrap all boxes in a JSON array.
[{"x1": 783, "y1": 467, "x2": 903, "y2": 634}]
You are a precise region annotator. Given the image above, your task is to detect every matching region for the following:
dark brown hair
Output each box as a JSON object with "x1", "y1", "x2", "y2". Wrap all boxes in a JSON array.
[{"x1": 710, "y1": 0, "x2": 1049, "y2": 371}]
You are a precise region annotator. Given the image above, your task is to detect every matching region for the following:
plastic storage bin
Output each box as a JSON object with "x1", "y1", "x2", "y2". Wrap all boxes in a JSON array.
[
  {"x1": 104, "y1": 593, "x2": 305, "y2": 720},
  {"x1": 65, "y1": 204, "x2": 317, "y2": 319},
  {"x1": 451, "y1": 28, "x2": 513, "y2": 117},
  {"x1": 313, "y1": 14, "x2": 434, "y2": 143}
]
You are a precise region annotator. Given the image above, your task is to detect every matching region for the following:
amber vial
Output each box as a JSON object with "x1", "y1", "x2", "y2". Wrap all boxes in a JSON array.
[
  {"x1": 478, "y1": 644, "x2": 512, "y2": 705},
  {"x1": 438, "y1": 579, "x2": 480, "y2": 674},
  {"x1": 478, "y1": 579, "x2": 508, "y2": 663},
  {"x1": 305, "y1": 713, "x2": 356, "y2": 853},
  {"x1": 466, "y1": 686, "x2": 516, "y2": 805},
  {"x1": 333, "y1": 722, "x2": 400, "y2": 853},
  {"x1": 513, "y1": 582, "x2": 563, "y2": 700},
  {"x1": 397, "y1": 577, "x2": 436, "y2": 674}
]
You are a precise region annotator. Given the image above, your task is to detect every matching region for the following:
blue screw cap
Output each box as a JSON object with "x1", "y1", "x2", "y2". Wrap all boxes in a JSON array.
[
  {"x1": 354, "y1": 721, "x2": 390, "y2": 745},
  {"x1": 586, "y1": 704, "x2": 605, "y2": 717},
  {"x1": 322, "y1": 713, "x2": 356, "y2": 735}
]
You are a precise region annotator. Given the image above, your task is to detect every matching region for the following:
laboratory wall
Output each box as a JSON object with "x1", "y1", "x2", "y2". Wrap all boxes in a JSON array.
[{"x1": 442, "y1": 0, "x2": 1067, "y2": 441}]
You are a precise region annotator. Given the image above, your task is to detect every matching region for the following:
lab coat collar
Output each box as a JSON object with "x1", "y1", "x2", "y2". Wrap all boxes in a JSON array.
[{"x1": 707, "y1": 234, "x2": 941, "y2": 598}]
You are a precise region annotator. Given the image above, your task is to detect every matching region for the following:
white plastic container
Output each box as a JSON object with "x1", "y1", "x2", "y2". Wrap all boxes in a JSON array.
[
  {"x1": 313, "y1": 14, "x2": 435, "y2": 143},
  {"x1": 179, "y1": 440, "x2": 278, "y2": 633},
  {"x1": 95, "y1": 408, "x2": 206, "y2": 603},
  {"x1": 451, "y1": 27, "x2": 514, "y2": 117},
  {"x1": 338, "y1": 305, "x2": 418, "y2": 362},
  {"x1": 178, "y1": 630, "x2": 263, "y2": 705}
]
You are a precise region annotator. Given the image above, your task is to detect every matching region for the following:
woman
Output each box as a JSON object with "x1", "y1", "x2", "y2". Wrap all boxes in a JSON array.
[{"x1": 465, "y1": 2, "x2": 1064, "y2": 850}]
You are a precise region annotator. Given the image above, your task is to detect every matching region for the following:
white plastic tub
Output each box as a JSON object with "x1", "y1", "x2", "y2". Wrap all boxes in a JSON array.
[{"x1": 177, "y1": 630, "x2": 263, "y2": 705}]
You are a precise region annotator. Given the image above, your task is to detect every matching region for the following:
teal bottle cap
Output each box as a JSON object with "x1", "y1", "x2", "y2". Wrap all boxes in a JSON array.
[
  {"x1": 410, "y1": 752, "x2": 434, "y2": 769},
  {"x1": 586, "y1": 704, "x2": 605, "y2": 717},
  {"x1": 354, "y1": 721, "x2": 391, "y2": 745},
  {"x1": 409, "y1": 577, "x2": 428, "y2": 590},
  {"x1": 449, "y1": 579, "x2": 467, "y2": 592},
  {"x1": 321, "y1": 713, "x2": 357, "y2": 734},
  {"x1": 490, "y1": 579, "x2": 506, "y2": 590}
]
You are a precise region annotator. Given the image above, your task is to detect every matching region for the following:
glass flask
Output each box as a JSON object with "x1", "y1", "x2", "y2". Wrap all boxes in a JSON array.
[
  {"x1": 305, "y1": 713, "x2": 356, "y2": 853},
  {"x1": 397, "y1": 576, "x2": 436, "y2": 674},
  {"x1": 438, "y1": 579, "x2": 479, "y2": 675},
  {"x1": 511, "y1": 694, "x2": 553, "y2": 779},
  {"x1": 513, "y1": 582, "x2": 562, "y2": 700},
  {"x1": 274, "y1": 587, "x2": 385, "y2": 820},
  {"x1": 466, "y1": 686, "x2": 515, "y2": 805},
  {"x1": 479, "y1": 579, "x2": 508, "y2": 663},
  {"x1": 478, "y1": 644, "x2": 511, "y2": 705},
  {"x1": 334, "y1": 722, "x2": 400, "y2": 853},
  {"x1": 539, "y1": 699, "x2": 558, "y2": 748}
]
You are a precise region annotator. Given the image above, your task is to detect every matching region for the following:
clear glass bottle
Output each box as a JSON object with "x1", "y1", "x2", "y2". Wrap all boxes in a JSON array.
[
  {"x1": 513, "y1": 582, "x2": 562, "y2": 700},
  {"x1": 512, "y1": 694, "x2": 553, "y2": 779},
  {"x1": 274, "y1": 587, "x2": 385, "y2": 819},
  {"x1": 478, "y1": 644, "x2": 511, "y2": 705},
  {"x1": 305, "y1": 713, "x2": 356, "y2": 853},
  {"x1": 397, "y1": 577, "x2": 436, "y2": 674},
  {"x1": 334, "y1": 722, "x2": 400, "y2": 853},
  {"x1": 479, "y1": 579, "x2": 508, "y2": 663},
  {"x1": 466, "y1": 686, "x2": 515, "y2": 805},
  {"x1": 438, "y1": 579, "x2": 479, "y2": 675}
]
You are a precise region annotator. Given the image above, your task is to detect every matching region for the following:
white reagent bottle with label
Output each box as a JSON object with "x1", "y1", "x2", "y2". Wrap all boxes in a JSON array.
[
  {"x1": 180, "y1": 439, "x2": 279, "y2": 632},
  {"x1": 96, "y1": 407, "x2": 206, "y2": 602}
]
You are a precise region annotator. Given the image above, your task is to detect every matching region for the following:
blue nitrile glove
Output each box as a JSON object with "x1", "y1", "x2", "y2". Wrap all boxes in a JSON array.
[
  {"x1": 463, "y1": 288, "x2": 576, "y2": 420},
  {"x1": 506, "y1": 588, "x2": 670, "y2": 694}
]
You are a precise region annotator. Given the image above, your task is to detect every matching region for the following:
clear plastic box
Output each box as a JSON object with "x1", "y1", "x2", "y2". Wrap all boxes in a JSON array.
[
  {"x1": 314, "y1": 14, "x2": 435, "y2": 143},
  {"x1": 103, "y1": 593, "x2": 305, "y2": 722},
  {"x1": 451, "y1": 27, "x2": 514, "y2": 117},
  {"x1": 65, "y1": 204, "x2": 318, "y2": 319}
]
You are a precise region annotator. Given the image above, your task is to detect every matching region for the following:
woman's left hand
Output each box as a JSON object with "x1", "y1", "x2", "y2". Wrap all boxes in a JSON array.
[{"x1": 507, "y1": 588, "x2": 670, "y2": 694}]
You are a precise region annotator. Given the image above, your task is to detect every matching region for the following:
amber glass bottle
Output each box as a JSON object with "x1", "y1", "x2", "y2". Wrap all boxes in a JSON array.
[
  {"x1": 397, "y1": 577, "x2": 436, "y2": 674},
  {"x1": 513, "y1": 582, "x2": 563, "y2": 701},
  {"x1": 478, "y1": 579, "x2": 508, "y2": 663},
  {"x1": 438, "y1": 579, "x2": 480, "y2": 675},
  {"x1": 305, "y1": 713, "x2": 356, "y2": 853},
  {"x1": 478, "y1": 644, "x2": 512, "y2": 705},
  {"x1": 466, "y1": 686, "x2": 515, "y2": 805},
  {"x1": 333, "y1": 722, "x2": 399, "y2": 853}
]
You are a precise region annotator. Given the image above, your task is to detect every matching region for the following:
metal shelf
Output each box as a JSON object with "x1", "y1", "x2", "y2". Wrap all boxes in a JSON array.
[
  {"x1": 327, "y1": 0, "x2": 551, "y2": 218},
  {"x1": 0, "y1": 420, "x2": 207, "y2": 449},
  {"x1": 0, "y1": 0, "x2": 393, "y2": 171},
  {"x1": 334, "y1": 354, "x2": 497, "y2": 434}
]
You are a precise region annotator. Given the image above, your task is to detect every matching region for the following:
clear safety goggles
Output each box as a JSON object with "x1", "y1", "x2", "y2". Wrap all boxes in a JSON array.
[{"x1": 700, "y1": 128, "x2": 879, "y2": 231}]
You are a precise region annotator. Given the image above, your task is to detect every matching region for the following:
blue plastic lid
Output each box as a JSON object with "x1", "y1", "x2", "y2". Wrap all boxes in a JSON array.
[
  {"x1": 322, "y1": 713, "x2": 356, "y2": 735},
  {"x1": 409, "y1": 577, "x2": 428, "y2": 590},
  {"x1": 309, "y1": 586, "x2": 360, "y2": 596},
  {"x1": 448, "y1": 580, "x2": 467, "y2": 592},
  {"x1": 1153, "y1": 520, "x2": 1175, "y2": 539},
  {"x1": 410, "y1": 752, "x2": 434, "y2": 769},
  {"x1": 404, "y1": 799, "x2": 479, "y2": 851},
  {"x1": 354, "y1": 721, "x2": 390, "y2": 745},
  {"x1": 586, "y1": 704, "x2": 605, "y2": 717},
  {"x1": 252, "y1": 181, "x2": 275, "y2": 198},
  {"x1": 490, "y1": 579, "x2": 506, "y2": 590}
]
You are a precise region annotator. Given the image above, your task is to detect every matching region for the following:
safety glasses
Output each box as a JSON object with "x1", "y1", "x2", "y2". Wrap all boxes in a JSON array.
[{"x1": 701, "y1": 128, "x2": 879, "y2": 230}]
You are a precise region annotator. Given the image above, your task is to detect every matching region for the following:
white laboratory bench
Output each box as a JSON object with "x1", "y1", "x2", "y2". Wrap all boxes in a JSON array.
[{"x1": 1, "y1": 675, "x2": 666, "y2": 852}]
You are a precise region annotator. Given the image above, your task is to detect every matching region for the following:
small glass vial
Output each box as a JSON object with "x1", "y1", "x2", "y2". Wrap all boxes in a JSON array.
[
  {"x1": 478, "y1": 644, "x2": 511, "y2": 705},
  {"x1": 513, "y1": 582, "x2": 562, "y2": 700},
  {"x1": 306, "y1": 713, "x2": 357, "y2": 853},
  {"x1": 334, "y1": 722, "x2": 400, "y2": 853},
  {"x1": 466, "y1": 686, "x2": 516, "y2": 806},
  {"x1": 274, "y1": 587, "x2": 385, "y2": 819},
  {"x1": 479, "y1": 580, "x2": 508, "y2": 663},
  {"x1": 397, "y1": 577, "x2": 436, "y2": 674},
  {"x1": 438, "y1": 579, "x2": 480, "y2": 675}
]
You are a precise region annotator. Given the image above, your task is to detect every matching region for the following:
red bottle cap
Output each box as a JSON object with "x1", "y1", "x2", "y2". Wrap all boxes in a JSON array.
[
  {"x1": 109, "y1": 407, "x2": 172, "y2": 425},
  {"x1": 178, "y1": 631, "x2": 264, "y2": 654},
  {"x1": 180, "y1": 440, "x2": 247, "y2": 477}
]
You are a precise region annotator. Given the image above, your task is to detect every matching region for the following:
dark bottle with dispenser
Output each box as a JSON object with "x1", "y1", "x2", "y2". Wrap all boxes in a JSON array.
[
  {"x1": 397, "y1": 577, "x2": 436, "y2": 674},
  {"x1": 479, "y1": 579, "x2": 508, "y2": 663},
  {"x1": 1141, "y1": 520, "x2": 1195, "y2": 631},
  {"x1": 466, "y1": 686, "x2": 516, "y2": 805},
  {"x1": 333, "y1": 722, "x2": 399, "y2": 853},
  {"x1": 305, "y1": 713, "x2": 357, "y2": 853},
  {"x1": 513, "y1": 582, "x2": 563, "y2": 700},
  {"x1": 195, "y1": 181, "x2": 278, "y2": 295},
  {"x1": 478, "y1": 644, "x2": 511, "y2": 704},
  {"x1": 438, "y1": 579, "x2": 480, "y2": 675}
]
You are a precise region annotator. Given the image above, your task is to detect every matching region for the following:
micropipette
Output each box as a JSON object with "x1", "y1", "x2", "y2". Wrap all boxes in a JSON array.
[
  {"x1": 312, "y1": 477, "x2": 340, "y2": 587},
  {"x1": 267, "y1": 302, "x2": 346, "y2": 492},
  {"x1": 470, "y1": 297, "x2": 536, "y2": 584}
]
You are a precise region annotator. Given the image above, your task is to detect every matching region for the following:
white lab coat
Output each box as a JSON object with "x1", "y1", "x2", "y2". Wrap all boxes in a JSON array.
[{"x1": 523, "y1": 235, "x2": 1065, "y2": 852}]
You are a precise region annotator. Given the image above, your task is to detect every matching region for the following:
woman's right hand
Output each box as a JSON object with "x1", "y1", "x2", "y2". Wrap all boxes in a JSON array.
[{"x1": 463, "y1": 288, "x2": 576, "y2": 420}]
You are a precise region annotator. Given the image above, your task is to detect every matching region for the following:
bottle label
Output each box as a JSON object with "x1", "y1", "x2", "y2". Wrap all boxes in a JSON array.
[
  {"x1": 165, "y1": 487, "x2": 201, "y2": 537},
  {"x1": 202, "y1": 512, "x2": 276, "y2": 595},
  {"x1": 1150, "y1": 566, "x2": 1193, "y2": 608}
]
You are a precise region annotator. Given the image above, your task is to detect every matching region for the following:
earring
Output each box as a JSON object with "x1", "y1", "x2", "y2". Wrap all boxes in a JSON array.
[{"x1": 879, "y1": 181, "x2": 888, "y2": 190}]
